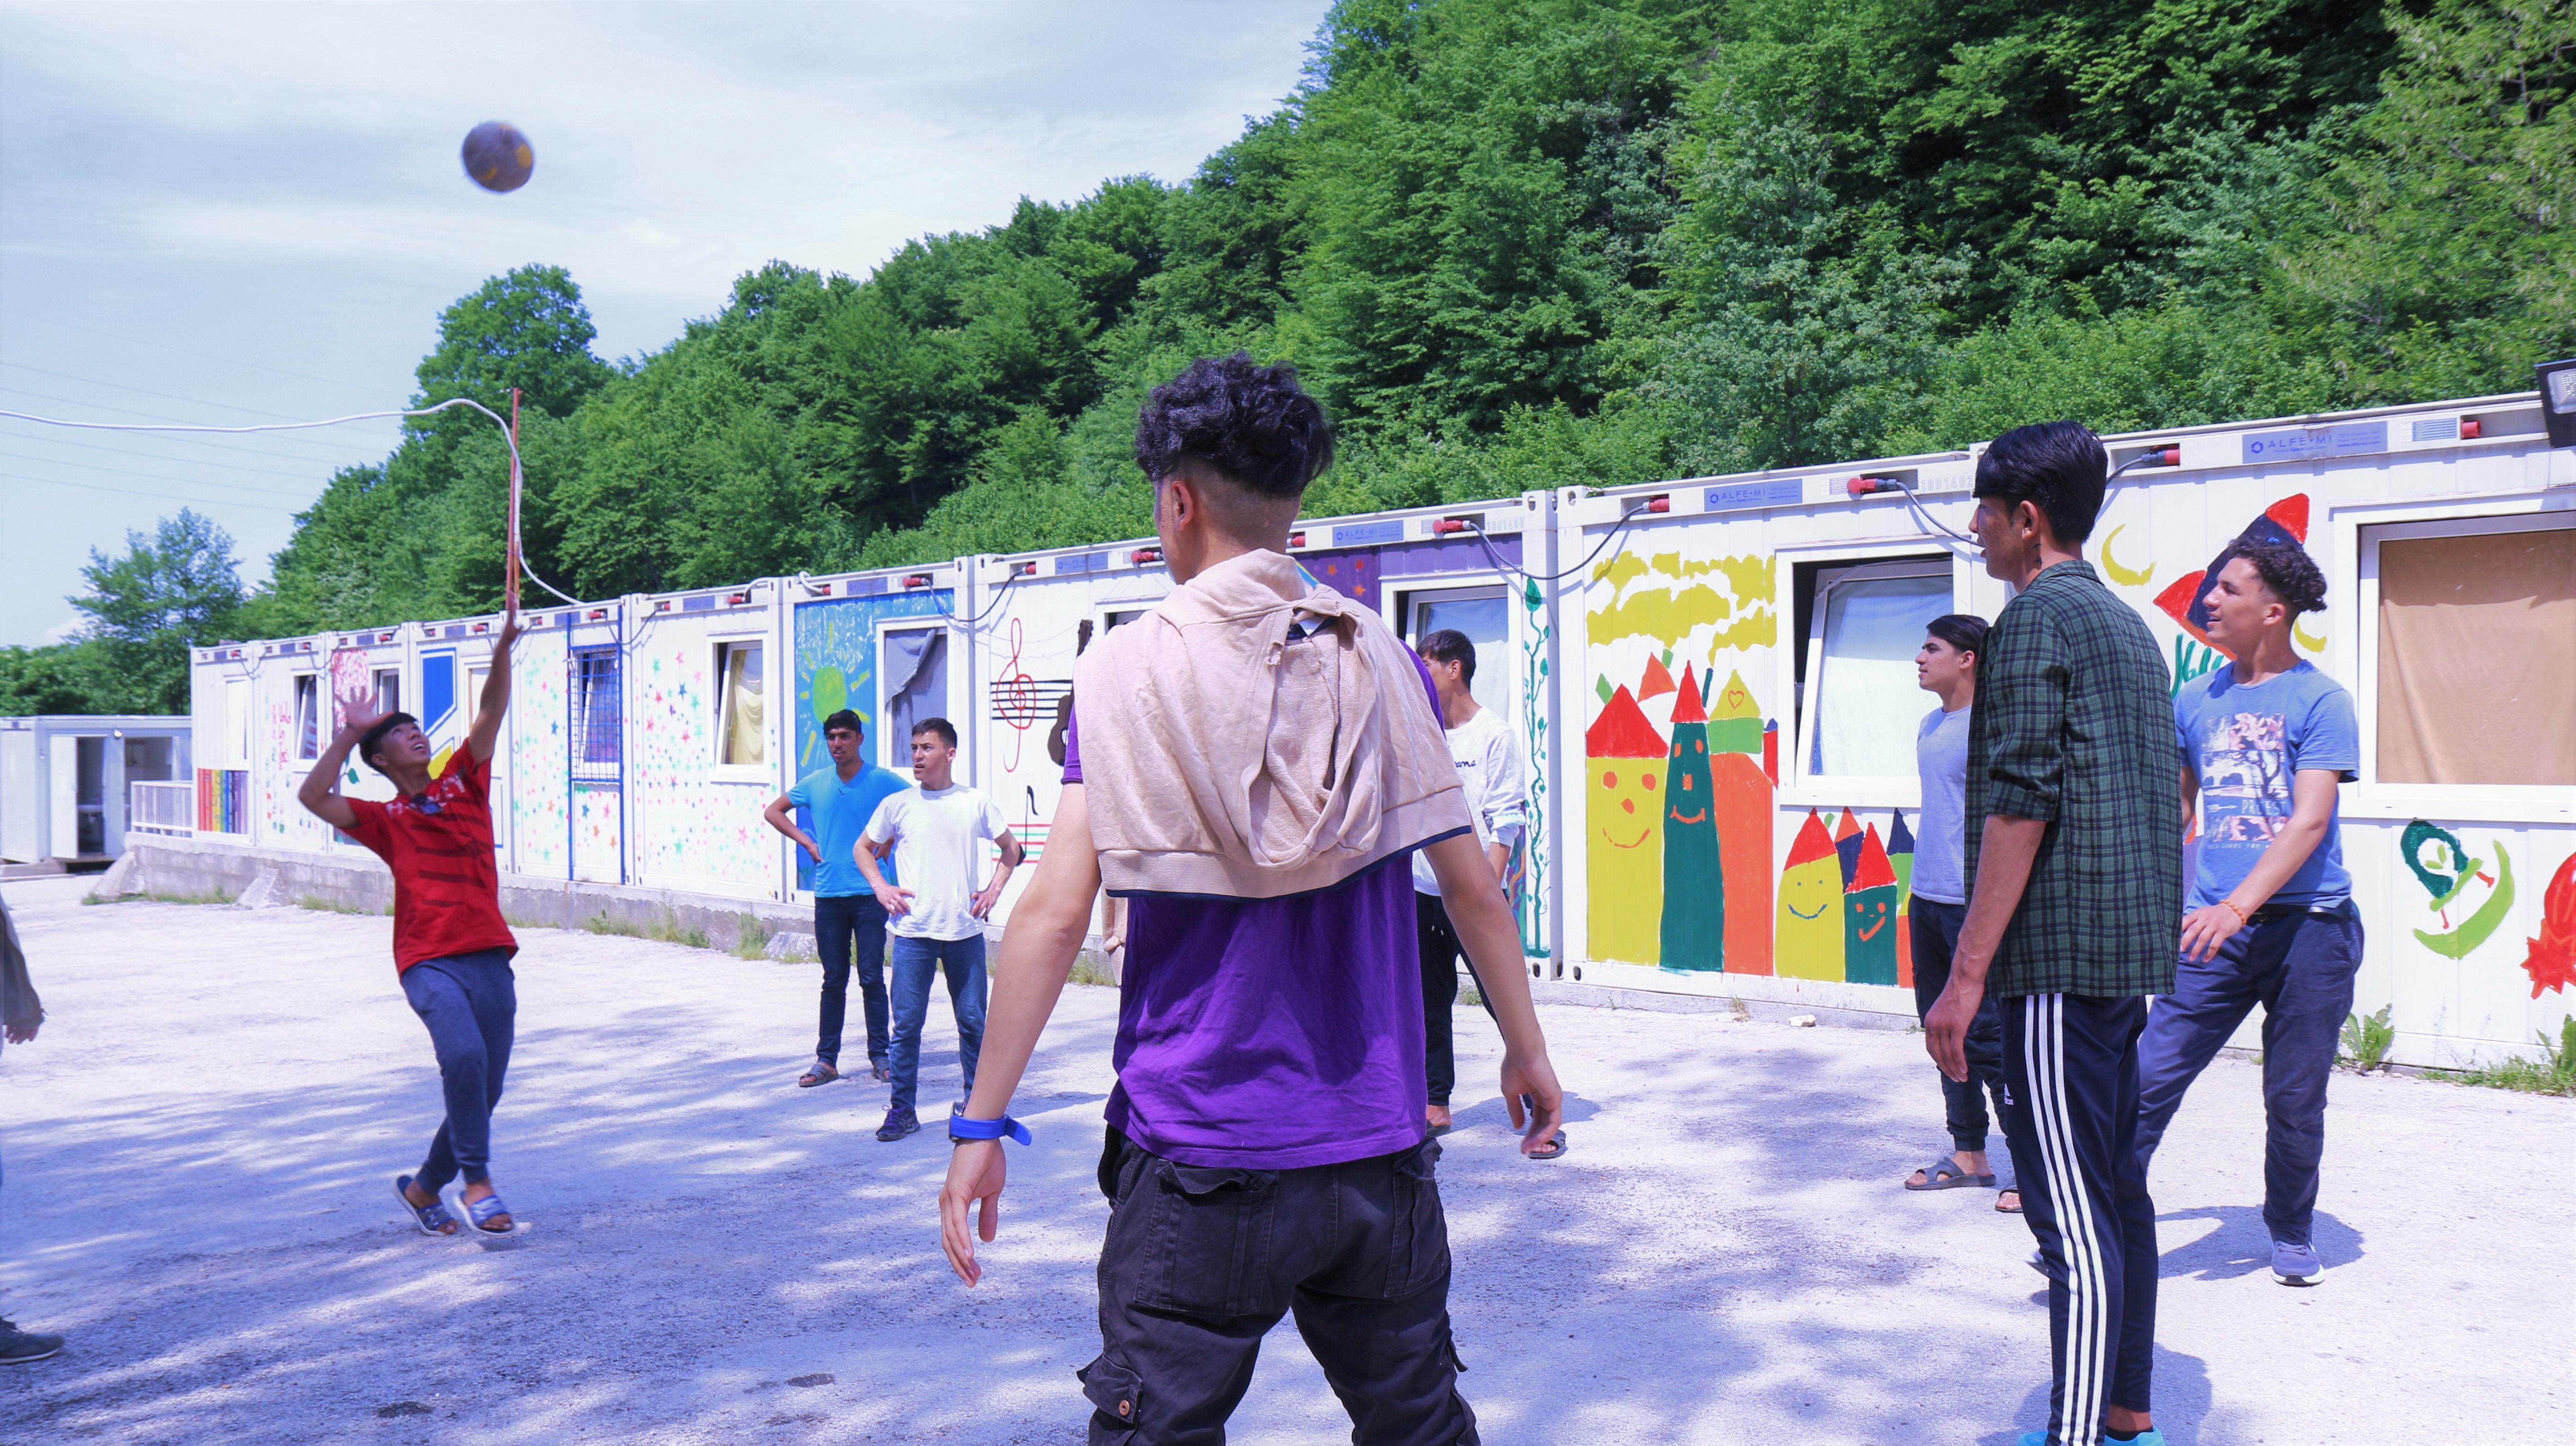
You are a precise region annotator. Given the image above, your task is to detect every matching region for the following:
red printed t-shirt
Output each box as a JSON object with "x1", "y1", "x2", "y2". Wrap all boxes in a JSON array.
[{"x1": 342, "y1": 750, "x2": 518, "y2": 973}]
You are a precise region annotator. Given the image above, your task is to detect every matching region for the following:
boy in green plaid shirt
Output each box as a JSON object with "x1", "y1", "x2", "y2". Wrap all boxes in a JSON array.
[{"x1": 1927, "y1": 421, "x2": 2183, "y2": 1446}]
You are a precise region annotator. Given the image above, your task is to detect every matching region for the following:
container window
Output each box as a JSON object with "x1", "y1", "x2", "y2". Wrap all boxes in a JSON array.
[
  {"x1": 2374, "y1": 522, "x2": 2576, "y2": 785},
  {"x1": 716, "y1": 641, "x2": 765, "y2": 767}
]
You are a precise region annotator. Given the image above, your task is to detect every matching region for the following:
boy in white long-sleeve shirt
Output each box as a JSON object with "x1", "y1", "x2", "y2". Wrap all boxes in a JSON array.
[{"x1": 1412, "y1": 629, "x2": 1560, "y2": 1157}]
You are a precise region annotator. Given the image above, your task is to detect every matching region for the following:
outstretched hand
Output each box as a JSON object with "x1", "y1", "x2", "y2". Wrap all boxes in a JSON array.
[
  {"x1": 939, "y1": 1138, "x2": 1008, "y2": 1285},
  {"x1": 337, "y1": 685, "x2": 385, "y2": 739},
  {"x1": 494, "y1": 604, "x2": 523, "y2": 652}
]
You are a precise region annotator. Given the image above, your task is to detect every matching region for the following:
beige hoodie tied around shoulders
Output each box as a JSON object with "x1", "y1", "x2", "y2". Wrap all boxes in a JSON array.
[{"x1": 1071, "y1": 549, "x2": 1473, "y2": 900}]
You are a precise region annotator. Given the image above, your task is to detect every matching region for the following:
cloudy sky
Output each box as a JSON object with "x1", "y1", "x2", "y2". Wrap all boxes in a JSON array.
[{"x1": 0, "y1": 0, "x2": 1333, "y2": 647}]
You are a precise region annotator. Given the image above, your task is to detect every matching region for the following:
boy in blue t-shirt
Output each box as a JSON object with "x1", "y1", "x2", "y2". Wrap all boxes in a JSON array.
[
  {"x1": 764, "y1": 709, "x2": 913, "y2": 1086},
  {"x1": 2136, "y1": 539, "x2": 2360, "y2": 1287}
]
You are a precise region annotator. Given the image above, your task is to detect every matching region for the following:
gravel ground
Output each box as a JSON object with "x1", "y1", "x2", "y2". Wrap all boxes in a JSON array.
[{"x1": 1, "y1": 874, "x2": 2568, "y2": 1445}]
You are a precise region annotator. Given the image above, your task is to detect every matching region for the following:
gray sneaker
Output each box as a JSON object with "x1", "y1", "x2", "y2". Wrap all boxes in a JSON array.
[
  {"x1": 2272, "y1": 1240, "x2": 2322, "y2": 1286},
  {"x1": 874, "y1": 1105, "x2": 919, "y2": 1143},
  {"x1": 0, "y1": 1320, "x2": 64, "y2": 1364}
]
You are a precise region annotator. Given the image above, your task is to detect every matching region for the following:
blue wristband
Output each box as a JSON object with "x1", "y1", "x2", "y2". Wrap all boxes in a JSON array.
[{"x1": 948, "y1": 1104, "x2": 1032, "y2": 1146}]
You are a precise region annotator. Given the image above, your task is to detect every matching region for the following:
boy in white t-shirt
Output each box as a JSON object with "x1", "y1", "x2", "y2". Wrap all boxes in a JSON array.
[
  {"x1": 856, "y1": 717, "x2": 1022, "y2": 1142},
  {"x1": 1412, "y1": 629, "x2": 1562, "y2": 1157}
]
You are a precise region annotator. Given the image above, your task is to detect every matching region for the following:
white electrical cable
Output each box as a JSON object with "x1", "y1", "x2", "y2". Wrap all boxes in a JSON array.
[{"x1": 0, "y1": 398, "x2": 584, "y2": 609}]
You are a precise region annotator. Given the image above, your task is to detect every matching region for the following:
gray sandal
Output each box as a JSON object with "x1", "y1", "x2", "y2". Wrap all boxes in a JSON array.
[{"x1": 1904, "y1": 1157, "x2": 1995, "y2": 1190}]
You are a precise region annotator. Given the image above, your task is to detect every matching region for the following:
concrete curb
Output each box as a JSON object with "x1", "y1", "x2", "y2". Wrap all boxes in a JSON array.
[{"x1": 97, "y1": 839, "x2": 821, "y2": 953}]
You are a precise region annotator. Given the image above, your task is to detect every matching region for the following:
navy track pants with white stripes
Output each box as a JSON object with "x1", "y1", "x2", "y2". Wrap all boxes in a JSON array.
[{"x1": 2001, "y1": 992, "x2": 2157, "y2": 1446}]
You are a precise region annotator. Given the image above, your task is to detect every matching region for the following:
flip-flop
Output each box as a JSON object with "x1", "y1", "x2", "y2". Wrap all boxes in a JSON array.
[
  {"x1": 393, "y1": 1175, "x2": 459, "y2": 1236},
  {"x1": 798, "y1": 1060, "x2": 839, "y2": 1088},
  {"x1": 464, "y1": 1190, "x2": 518, "y2": 1235},
  {"x1": 1995, "y1": 1188, "x2": 2023, "y2": 1214},
  {"x1": 1525, "y1": 1130, "x2": 1569, "y2": 1161},
  {"x1": 1904, "y1": 1157, "x2": 1996, "y2": 1190}
]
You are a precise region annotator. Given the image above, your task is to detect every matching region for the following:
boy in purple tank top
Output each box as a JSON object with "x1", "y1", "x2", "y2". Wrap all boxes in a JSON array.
[{"x1": 935, "y1": 353, "x2": 1565, "y2": 1446}]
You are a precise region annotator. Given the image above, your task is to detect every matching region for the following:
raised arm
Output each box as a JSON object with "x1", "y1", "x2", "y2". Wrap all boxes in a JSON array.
[
  {"x1": 297, "y1": 686, "x2": 381, "y2": 832},
  {"x1": 940, "y1": 786, "x2": 1098, "y2": 1284},
  {"x1": 467, "y1": 608, "x2": 522, "y2": 762},
  {"x1": 1426, "y1": 831, "x2": 1563, "y2": 1154}
]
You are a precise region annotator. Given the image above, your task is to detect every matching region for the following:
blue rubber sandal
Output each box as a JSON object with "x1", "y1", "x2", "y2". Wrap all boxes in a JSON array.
[
  {"x1": 394, "y1": 1175, "x2": 459, "y2": 1236},
  {"x1": 464, "y1": 1190, "x2": 516, "y2": 1235}
]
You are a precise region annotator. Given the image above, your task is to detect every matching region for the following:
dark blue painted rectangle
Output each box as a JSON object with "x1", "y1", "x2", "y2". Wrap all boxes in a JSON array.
[
  {"x1": 846, "y1": 576, "x2": 888, "y2": 597},
  {"x1": 2241, "y1": 420, "x2": 2387, "y2": 464},
  {"x1": 1703, "y1": 479, "x2": 1804, "y2": 512},
  {"x1": 681, "y1": 595, "x2": 715, "y2": 612},
  {"x1": 2409, "y1": 418, "x2": 2457, "y2": 442},
  {"x1": 1332, "y1": 519, "x2": 1405, "y2": 547},
  {"x1": 1056, "y1": 552, "x2": 1109, "y2": 575}
]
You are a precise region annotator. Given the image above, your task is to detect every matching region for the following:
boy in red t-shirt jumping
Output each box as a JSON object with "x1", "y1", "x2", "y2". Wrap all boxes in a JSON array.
[{"x1": 299, "y1": 609, "x2": 524, "y2": 1237}]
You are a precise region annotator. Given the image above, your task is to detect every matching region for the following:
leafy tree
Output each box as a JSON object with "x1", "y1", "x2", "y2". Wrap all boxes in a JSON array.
[
  {"x1": 63, "y1": 509, "x2": 245, "y2": 713},
  {"x1": 226, "y1": 0, "x2": 2551, "y2": 619}
]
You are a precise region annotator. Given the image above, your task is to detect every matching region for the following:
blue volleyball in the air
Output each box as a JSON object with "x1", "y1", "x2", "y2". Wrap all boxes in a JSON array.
[{"x1": 461, "y1": 121, "x2": 534, "y2": 193}]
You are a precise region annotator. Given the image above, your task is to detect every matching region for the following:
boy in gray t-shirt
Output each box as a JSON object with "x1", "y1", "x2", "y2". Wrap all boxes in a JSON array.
[{"x1": 1901, "y1": 614, "x2": 2017, "y2": 1212}]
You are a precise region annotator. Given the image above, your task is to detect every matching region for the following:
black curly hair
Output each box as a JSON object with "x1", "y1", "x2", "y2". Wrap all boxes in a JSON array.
[
  {"x1": 2230, "y1": 538, "x2": 2327, "y2": 618},
  {"x1": 1133, "y1": 351, "x2": 1334, "y2": 499}
]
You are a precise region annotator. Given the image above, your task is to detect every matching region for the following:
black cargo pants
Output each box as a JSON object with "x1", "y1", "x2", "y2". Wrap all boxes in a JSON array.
[{"x1": 1079, "y1": 1127, "x2": 1478, "y2": 1446}]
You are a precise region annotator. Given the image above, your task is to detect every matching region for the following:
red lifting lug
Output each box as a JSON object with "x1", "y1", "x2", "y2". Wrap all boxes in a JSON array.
[{"x1": 2461, "y1": 418, "x2": 2482, "y2": 439}]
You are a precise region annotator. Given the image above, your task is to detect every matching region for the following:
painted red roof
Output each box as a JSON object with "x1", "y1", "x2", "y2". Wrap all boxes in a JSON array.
[
  {"x1": 1786, "y1": 808, "x2": 1836, "y2": 868},
  {"x1": 1851, "y1": 824, "x2": 1897, "y2": 891},
  {"x1": 1587, "y1": 685, "x2": 1666, "y2": 758}
]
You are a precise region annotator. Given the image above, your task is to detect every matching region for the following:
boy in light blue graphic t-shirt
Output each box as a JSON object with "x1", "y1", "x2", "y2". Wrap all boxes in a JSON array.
[{"x1": 2136, "y1": 539, "x2": 2360, "y2": 1289}]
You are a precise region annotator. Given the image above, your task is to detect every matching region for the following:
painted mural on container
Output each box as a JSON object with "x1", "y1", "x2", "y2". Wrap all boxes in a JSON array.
[
  {"x1": 508, "y1": 632, "x2": 571, "y2": 878},
  {"x1": 2524, "y1": 851, "x2": 2576, "y2": 998},
  {"x1": 2400, "y1": 819, "x2": 2517, "y2": 959},
  {"x1": 1583, "y1": 543, "x2": 1780, "y2": 974},
  {"x1": 1517, "y1": 576, "x2": 1551, "y2": 955},
  {"x1": 791, "y1": 591, "x2": 951, "y2": 891},
  {"x1": 628, "y1": 628, "x2": 773, "y2": 889}
]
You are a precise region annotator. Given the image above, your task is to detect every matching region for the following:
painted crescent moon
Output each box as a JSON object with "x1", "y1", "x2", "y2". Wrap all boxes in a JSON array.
[
  {"x1": 2294, "y1": 620, "x2": 2328, "y2": 652},
  {"x1": 2416, "y1": 843, "x2": 2517, "y2": 958},
  {"x1": 2101, "y1": 525, "x2": 2155, "y2": 587}
]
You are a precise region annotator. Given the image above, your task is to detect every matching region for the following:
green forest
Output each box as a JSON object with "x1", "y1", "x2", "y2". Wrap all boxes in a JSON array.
[{"x1": 7, "y1": 0, "x2": 2568, "y2": 715}]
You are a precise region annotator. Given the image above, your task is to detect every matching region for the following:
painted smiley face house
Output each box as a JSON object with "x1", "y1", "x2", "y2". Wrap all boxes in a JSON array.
[{"x1": 176, "y1": 389, "x2": 2574, "y2": 1069}]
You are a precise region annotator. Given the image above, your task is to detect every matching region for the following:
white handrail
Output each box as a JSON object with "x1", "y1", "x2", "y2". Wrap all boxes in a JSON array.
[{"x1": 129, "y1": 779, "x2": 197, "y2": 836}]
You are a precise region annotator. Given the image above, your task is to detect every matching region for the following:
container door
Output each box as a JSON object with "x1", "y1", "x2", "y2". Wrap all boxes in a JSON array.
[{"x1": 48, "y1": 736, "x2": 81, "y2": 860}]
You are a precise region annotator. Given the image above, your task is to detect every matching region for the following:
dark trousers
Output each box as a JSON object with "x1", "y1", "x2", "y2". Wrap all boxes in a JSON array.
[
  {"x1": 887, "y1": 934, "x2": 986, "y2": 1114},
  {"x1": 2135, "y1": 906, "x2": 2362, "y2": 1246},
  {"x1": 1082, "y1": 1128, "x2": 1476, "y2": 1446},
  {"x1": 1416, "y1": 893, "x2": 1496, "y2": 1108},
  {"x1": 1911, "y1": 900, "x2": 2012, "y2": 1157},
  {"x1": 813, "y1": 893, "x2": 892, "y2": 1067},
  {"x1": 399, "y1": 948, "x2": 517, "y2": 1190},
  {"x1": 2003, "y1": 992, "x2": 2156, "y2": 1446}
]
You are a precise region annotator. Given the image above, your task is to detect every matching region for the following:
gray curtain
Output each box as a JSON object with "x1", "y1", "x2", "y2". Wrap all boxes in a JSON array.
[{"x1": 882, "y1": 629, "x2": 948, "y2": 768}]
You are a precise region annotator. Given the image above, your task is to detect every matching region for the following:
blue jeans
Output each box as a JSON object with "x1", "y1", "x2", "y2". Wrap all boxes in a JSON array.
[
  {"x1": 399, "y1": 948, "x2": 517, "y2": 1190},
  {"x1": 813, "y1": 894, "x2": 892, "y2": 1067},
  {"x1": 888, "y1": 933, "x2": 987, "y2": 1115},
  {"x1": 1910, "y1": 899, "x2": 2012, "y2": 1158},
  {"x1": 2135, "y1": 905, "x2": 2363, "y2": 1246}
]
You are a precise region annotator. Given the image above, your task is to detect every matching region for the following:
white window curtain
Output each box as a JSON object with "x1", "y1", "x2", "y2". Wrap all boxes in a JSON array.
[
  {"x1": 719, "y1": 643, "x2": 765, "y2": 767},
  {"x1": 1805, "y1": 563, "x2": 1950, "y2": 779}
]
